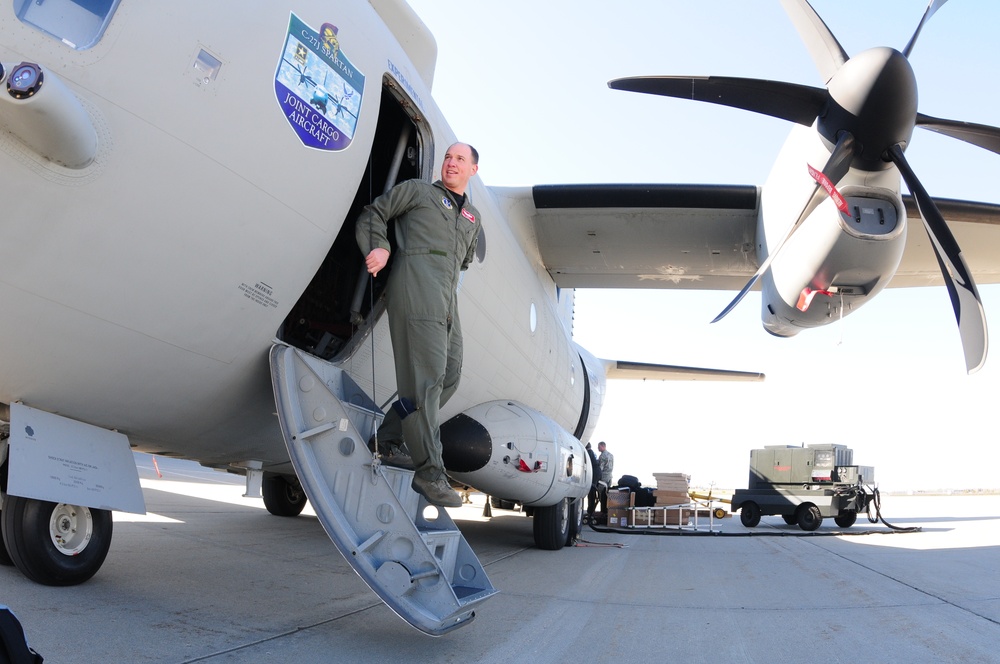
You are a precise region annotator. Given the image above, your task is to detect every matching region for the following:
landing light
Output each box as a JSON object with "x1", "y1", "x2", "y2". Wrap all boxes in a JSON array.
[{"x1": 7, "y1": 62, "x2": 43, "y2": 99}]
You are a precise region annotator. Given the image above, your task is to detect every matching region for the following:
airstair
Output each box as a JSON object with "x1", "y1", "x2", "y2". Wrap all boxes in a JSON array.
[{"x1": 269, "y1": 344, "x2": 496, "y2": 635}]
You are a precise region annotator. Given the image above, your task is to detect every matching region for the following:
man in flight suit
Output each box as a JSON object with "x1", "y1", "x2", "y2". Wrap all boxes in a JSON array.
[
  {"x1": 356, "y1": 143, "x2": 482, "y2": 508},
  {"x1": 597, "y1": 441, "x2": 614, "y2": 515}
]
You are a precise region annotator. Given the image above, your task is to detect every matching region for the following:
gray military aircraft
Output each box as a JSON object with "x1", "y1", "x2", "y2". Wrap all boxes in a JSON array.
[{"x1": 0, "y1": 0, "x2": 996, "y2": 635}]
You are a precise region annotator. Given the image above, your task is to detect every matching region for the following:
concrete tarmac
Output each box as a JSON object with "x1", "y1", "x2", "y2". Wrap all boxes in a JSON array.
[{"x1": 3, "y1": 458, "x2": 999, "y2": 663}]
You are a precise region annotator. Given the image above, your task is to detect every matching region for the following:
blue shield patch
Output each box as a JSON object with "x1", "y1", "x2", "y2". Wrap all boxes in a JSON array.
[{"x1": 274, "y1": 14, "x2": 365, "y2": 151}]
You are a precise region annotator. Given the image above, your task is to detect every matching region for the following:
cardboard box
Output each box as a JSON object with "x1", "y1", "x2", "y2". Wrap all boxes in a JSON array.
[
  {"x1": 607, "y1": 489, "x2": 635, "y2": 508},
  {"x1": 653, "y1": 489, "x2": 689, "y2": 506},
  {"x1": 607, "y1": 508, "x2": 629, "y2": 527},
  {"x1": 653, "y1": 472, "x2": 691, "y2": 492}
]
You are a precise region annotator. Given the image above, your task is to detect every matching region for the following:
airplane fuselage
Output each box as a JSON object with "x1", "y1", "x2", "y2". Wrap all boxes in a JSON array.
[{"x1": 0, "y1": 2, "x2": 599, "y2": 489}]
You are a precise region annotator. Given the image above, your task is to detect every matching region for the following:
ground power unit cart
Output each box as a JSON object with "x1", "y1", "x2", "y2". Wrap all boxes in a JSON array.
[{"x1": 731, "y1": 444, "x2": 875, "y2": 531}]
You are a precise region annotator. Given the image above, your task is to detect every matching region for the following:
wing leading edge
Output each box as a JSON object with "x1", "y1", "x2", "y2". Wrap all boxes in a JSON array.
[{"x1": 604, "y1": 360, "x2": 764, "y2": 382}]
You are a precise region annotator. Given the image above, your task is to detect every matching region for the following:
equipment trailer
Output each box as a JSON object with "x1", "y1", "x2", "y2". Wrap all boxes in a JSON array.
[{"x1": 731, "y1": 444, "x2": 875, "y2": 531}]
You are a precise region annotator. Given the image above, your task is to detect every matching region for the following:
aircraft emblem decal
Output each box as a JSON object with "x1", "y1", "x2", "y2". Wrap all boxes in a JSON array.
[{"x1": 274, "y1": 14, "x2": 365, "y2": 151}]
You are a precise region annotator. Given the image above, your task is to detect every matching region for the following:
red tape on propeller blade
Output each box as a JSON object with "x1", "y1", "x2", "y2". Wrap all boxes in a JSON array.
[
  {"x1": 807, "y1": 163, "x2": 850, "y2": 215},
  {"x1": 797, "y1": 287, "x2": 835, "y2": 312}
]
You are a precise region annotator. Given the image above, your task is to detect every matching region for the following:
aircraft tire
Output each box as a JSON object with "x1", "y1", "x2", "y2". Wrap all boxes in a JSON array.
[
  {"x1": 1, "y1": 496, "x2": 112, "y2": 586},
  {"x1": 796, "y1": 503, "x2": 823, "y2": 531},
  {"x1": 566, "y1": 497, "x2": 583, "y2": 546},
  {"x1": 262, "y1": 473, "x2": 307, "y2": 517},
  {"x1": 834, "y1": 510, "x2": 857, "y2": 528},
  {"x1": 0, "y1": 465, "x2": 11, "y2": 566},
  {"x1": 0, "y1": 496, "x2": 14, "y2": 566},
  {"x1": 533, "y1": 498, "x2": 570, "y2": 550},
  {"x1": 740, "y1": 501, "x2": 761, "y2": 528},
  {"x1": 489, "y1": 497, "x2": 516, "y2": 510}
]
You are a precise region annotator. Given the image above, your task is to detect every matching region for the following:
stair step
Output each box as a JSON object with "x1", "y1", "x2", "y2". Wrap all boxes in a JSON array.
[
  {"x1": 269, "y1": 345, "x2": 497, "y2": 635},
  {"x1": 381, "y1": 466, "x2": 421, "y2": 521}
]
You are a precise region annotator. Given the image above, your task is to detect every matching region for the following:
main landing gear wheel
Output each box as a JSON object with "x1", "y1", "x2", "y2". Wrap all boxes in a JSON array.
[
  {"x1": 796, "y1": 503, "x2": 823, "y2": 531},
  {"x1": 533, "y1": 497, "x2": 570, "y2": 550},
  {"x1": 489, "y1": 497, "x2": 516, "y2": 510},
  {"x1": 566, "y1": 497, "x2": 583, "y2": 546},
  {"x1": 262, "y1": 473, "x2": 307, "y2": 517},
  {"x1": 0, "y1": 495, "x2": 14, "y2": 566},
  {"x1": 1, "y1": 495, "x2": 113, "y2": 585},
  {"x1": 740, "y1": 501, "x2": 761, "y2": 528},
  {"x1": 834, "y1": 510, "x2": 857, "y2": 528}
]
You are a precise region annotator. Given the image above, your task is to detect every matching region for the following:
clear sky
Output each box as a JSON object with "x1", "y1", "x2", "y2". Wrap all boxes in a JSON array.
[{"x1": 406, "y1": 1, "x2": 1000, "y2": 491}]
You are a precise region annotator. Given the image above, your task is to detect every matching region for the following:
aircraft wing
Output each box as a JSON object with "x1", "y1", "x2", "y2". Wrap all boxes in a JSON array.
[
  {"x1": 490, "y1": 184, "x2": 1000, "y2": 290},
  {"x1": 603, "y1": 360, "x2": 764, "y2": 382},
  {"x1": 893, "y1": 197, "x2": 1000, "y2": 287},
  {"x1": 495, "y1": 184, "x2": 761, "y2": 291}
]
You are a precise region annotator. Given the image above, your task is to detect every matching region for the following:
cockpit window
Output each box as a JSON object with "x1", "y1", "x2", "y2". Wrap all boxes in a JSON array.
[{"x1": 14, "y1": 0, "x2": 121, "y2": 50}]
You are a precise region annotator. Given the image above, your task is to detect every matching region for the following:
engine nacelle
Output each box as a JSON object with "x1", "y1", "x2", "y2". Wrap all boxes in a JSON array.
[
  {"x1": 759, "y1": 124, "x2": 907, "y2": 337},
  {"x1": 441, "y1": 400, "x2": 591, "y2": 507}
]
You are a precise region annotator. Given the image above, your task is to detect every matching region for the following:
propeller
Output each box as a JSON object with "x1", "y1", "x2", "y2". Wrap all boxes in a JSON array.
[
  {"x1": 887, "y1": 144, "x2": 987, "y2": 373},
  {"x1": 917, "y1": 114, "x2": 1000, "y2": 156},
  {"x1": 902, "y1": 0, "x2": 950, "y2": 57},
  {"x1": 778, "y1": 0, "x2": 847, "y2": 82},
  {"x1": 607, "y1": 76, "x2": 826, "y2": 127},
  {"x1": 608, "y1": 0, "x2": 996, "y2": 373}
]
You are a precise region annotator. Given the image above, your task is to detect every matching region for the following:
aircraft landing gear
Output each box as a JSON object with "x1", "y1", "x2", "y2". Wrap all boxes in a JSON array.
[
  {"x1": 566, "y1": 497, "x2": 583, "y2": 546},
  {"x1": 1, "y1": 495, "x2": 113, "y2": 585},
  {"x1": 0, "y1": 497, "x2": 12, "y2": 567},
  {"x1": 262, "y1": 473, "x2": 307, "y2": 517},
  {"x1": 533, "y1": 497, "x2": 570, "y2": 550}
]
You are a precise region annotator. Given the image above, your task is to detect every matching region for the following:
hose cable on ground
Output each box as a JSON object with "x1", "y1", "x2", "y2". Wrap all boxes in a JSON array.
[{"x1": 864, "y1": 485, "x2": 921, "y2": 532}]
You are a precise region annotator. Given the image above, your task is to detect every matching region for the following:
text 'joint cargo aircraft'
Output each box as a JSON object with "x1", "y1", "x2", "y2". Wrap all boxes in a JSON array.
[{"x1": 0, "y1": 0, "x2": 997, "y2": 635}]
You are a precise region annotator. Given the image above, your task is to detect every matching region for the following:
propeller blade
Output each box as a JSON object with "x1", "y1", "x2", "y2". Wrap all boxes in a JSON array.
[
  {"x1": 917, "y1": 113, "x2": 1000, "y2": 156},
  {"x1": 902, "y1": 0, "x2": 951, "y2": 57},
  {"x1": 886, "y1": 143, "x2": 987, "y2": 374},
  {"x1": 779, "y1": 0, "x2": 849, "y2": 83},
  {"x1": 711, "y1": 132, "x2": 856, "y2": 324},
  {"x1": 608, "y1": 76, "x2": 826, "y2": 126}
]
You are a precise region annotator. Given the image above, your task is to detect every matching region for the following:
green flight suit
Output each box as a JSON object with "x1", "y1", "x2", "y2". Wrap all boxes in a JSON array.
[{"x1": 356, "y1": 179, "x2": 482, "y2": 482}]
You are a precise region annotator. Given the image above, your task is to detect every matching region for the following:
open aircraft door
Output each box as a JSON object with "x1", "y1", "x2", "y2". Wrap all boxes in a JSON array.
[{"x1": 268, "y1": 344, "x2": 496, "y2": 635}]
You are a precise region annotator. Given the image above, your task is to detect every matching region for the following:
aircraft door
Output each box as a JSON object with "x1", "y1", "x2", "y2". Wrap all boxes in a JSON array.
[{"x1": 277, "y1": 81, "x2": 426, "y2": 362}]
